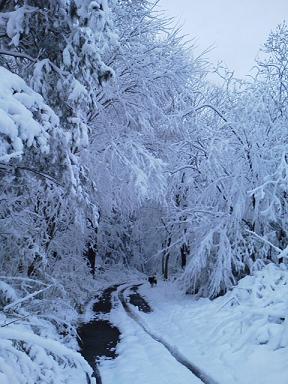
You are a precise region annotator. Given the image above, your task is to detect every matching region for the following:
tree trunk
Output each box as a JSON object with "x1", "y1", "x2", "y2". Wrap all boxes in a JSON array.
[
  {"x1": 162, "y1": 237, "x2": 171, "y2": 280},
  {"x1": 180, "y1": 243, "x2": 189, "y2": 268}
]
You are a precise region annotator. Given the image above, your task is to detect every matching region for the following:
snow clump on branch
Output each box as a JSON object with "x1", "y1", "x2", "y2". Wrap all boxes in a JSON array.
[{"x1": 0, "y1": 66, "x2": 58, "y2": 162}]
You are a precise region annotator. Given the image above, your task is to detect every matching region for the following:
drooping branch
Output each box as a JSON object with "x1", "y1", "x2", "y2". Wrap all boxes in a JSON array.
[
  {"x1": 3, "y1": 285, "x2": 53, "y2": 311},
  {"x1": 0, "y1": 163, "x2": 63, "y2": 187}
]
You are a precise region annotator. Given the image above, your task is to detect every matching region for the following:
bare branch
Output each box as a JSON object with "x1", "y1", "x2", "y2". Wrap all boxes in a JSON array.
[{"x1": 0, "y1": 49, "x2": 36, "y2": 62}]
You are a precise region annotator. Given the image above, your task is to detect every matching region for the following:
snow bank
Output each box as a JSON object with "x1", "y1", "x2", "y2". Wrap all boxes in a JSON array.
[{"x1": 231, "y1": 263, "x2": 288, "y2": 349}]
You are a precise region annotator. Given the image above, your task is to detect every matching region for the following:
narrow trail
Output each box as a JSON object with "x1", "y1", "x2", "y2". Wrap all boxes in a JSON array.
[
  {"x1": 78, "y1": 282, "x2": 220, "y2": 384},
  {"x1": 78, "y1": 285, "x2": 122, "y2": 384},
  {"x1": 118, "y1": 284, "x2": 220, "y2": 384}
]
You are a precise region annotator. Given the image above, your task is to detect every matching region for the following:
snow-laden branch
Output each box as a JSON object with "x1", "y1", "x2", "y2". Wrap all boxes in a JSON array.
[
  {"x1": 0, "y1": 277, "x2": 48, "y2": 286},
  {"x1": 195, "y1": 104, "x2": 228, "y2": 122},
  {"x1": 245, "y1": 229, "x2": 288, "y2": 259},
  {"x1": 3, "y1": 285, "x2": 53, "y2": 311},
  {"x1": 0, "y1": 328, "x2": 92, "y2": 373},
  {"x1": 144, "y1": 237, "x2": 184, "y2": 264},
  {"x1": 1, "y1": 315, "x2": 29, "y2": 328},
  {"x1": 0, "y1": 163, "x2": 63, "y2": 186},
  {"x1": 245, "y1": 229, "x2": 282, "y2": 252}
]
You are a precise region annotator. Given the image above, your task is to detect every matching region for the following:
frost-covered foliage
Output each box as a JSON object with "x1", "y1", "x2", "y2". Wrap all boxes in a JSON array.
[
  {"x1": 0, "y1": 1, "x2": 118, "y2": 380},
  {"x1": 0, "y1": 277, "x2": 93, "y2": 382},
  {"x1": 175, "y1": 24, "x2": 288, "y2": 297},
  {"x1": 1, "y1": 2, "x2": 288, "y2": 380},
  {"x1": 0, "y1": 66, "x2": 57, "y2": 162},
  {"x1": 135, "y1": 22, "x2": 288, "y2": 298},
  {"x1": 87, "y1": 0, "x2": 208, "y2": 266},
  {"x1": 0, "y1": 0, "x2": 114, "y2": 305},
  {"x1": 0, "y1": 279, "x2": 93, "y2": 384}
]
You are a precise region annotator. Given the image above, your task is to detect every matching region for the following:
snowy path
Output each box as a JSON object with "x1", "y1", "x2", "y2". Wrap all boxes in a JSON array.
[
  {"x1": 136, "y1": 274, "x2": 288, "y2": 384},
  {"x1": 80, "y1": 282, "x2": 221, "y2": 384},
  {"x1": 96, "y1": 283, "x2": 219, "y2": 384},
  {"x1": 99, "y1": 285, "x2": 201, "y2": 383},
  {"x1": 117, "y1": 285, "x2": 219, "y2": 384}
]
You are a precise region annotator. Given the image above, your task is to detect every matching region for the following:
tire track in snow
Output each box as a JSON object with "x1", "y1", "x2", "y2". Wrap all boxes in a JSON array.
[{"x1": 118, "y1": 285, "x2": 220, "y2": 384}]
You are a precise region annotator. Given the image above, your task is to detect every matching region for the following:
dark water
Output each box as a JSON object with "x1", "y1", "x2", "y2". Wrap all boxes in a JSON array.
[
  {"x1": 92, "y1": 285, "x2": 119, "y2": 313},
  {"x1": 128, "y1": 285, "x2": 152, "y2": 313},
  {"x1": 77, "y1": 285, "x2": 121, "y2": 383},
  {"x1": 78, "y1": 319, "x2": 120, "y2": 362}
]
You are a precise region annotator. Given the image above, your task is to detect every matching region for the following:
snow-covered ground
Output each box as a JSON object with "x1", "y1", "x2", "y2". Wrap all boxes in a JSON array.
[
  {"x1": 1, "y1": 264, "x2": 288, "y2": 383},
  {"x1": 100, "y1": 263, "x2": 288, "y2": 384},
  {"x1": 100, "y1": 289, "x2": 203, "y2": 384}
]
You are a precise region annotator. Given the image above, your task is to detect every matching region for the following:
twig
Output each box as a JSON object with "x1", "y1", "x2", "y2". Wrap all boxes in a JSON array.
[
  {"x1": 0, "y1": 163, "x2": 63, "y2": 187},
  {"x1": 217, "y1": 296, "x2": 240, "y2": 312}
]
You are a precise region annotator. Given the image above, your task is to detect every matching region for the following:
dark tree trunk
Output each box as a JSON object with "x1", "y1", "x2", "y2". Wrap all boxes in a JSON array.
[
  {"x1": 163, "y1": 252, "x2": 170, "y2": 280},
  {"x1": 180, "y1": 243, "x2": 189, "y2": 269},
  {"x1": 85, "y1": 245, "x2": 96, "y2": 277},
  {"x1": 162, "y1": 237, "x2": 171, "y2": 280}
]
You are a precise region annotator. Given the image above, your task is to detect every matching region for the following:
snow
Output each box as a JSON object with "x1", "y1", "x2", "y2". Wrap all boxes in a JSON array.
[
  {"x1": 99, "y1": 285, "x2": 203, "y2": 384},
  {"x1": 0, "y1": 312, "x2": 94, "y2": 384},
  {"x1": 2, "y1": 6, "x2": 26, "y2": 46},
  {"x1": 0, "y1": 1, "x2": 287, "y2": 383},
  {"x1": 99, "y1": 264, "x2": 288, "y2": 384},
  {"x1": 0, "y1": 276, "x2": 95, "y2": 384},
  {"x1": 0, "y1": 66, "x2": 58, "y2": 162}
]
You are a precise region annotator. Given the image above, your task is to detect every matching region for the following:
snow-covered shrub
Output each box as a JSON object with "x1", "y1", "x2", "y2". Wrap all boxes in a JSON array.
[
  {"x1": 0, "y1": 315, "x2": 93, "y2": 384},
  {"x1": 0, "y1": 279, "x2": 94, "y2": 383},
  {"x1": 249, "y1": 153, "x2": 288, "y2": 262}
]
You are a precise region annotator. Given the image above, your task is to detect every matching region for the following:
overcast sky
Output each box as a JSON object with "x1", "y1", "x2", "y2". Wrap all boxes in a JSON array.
[{"x1": 159, "y1": 0, "x2": 288, "y2": 78}]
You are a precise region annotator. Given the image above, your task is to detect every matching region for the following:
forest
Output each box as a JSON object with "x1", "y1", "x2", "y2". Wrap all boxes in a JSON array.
[{"x1": 0, "y1": 1, "x2": 287, "y2": 383}]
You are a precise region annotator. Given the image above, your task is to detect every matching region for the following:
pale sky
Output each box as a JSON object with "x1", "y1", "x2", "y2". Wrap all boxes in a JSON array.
[{"x1": 159, "y1": 0, "x2": 288, "y2": 78}]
